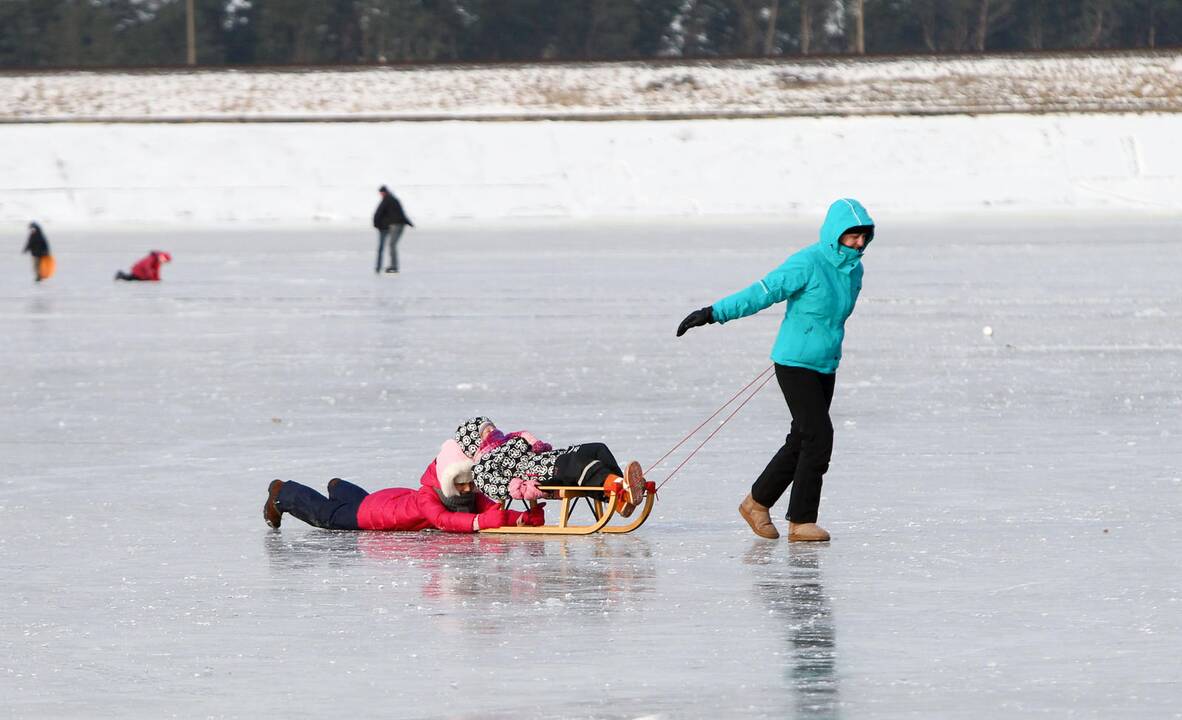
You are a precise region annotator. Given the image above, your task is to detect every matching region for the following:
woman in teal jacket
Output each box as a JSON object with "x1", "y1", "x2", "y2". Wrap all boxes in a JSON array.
[{"x1": 676, "y1": 198, "x2": 874, "y2": 542}]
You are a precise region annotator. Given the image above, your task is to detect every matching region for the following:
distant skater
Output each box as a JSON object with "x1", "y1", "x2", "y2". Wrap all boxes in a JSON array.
[
  {"x1": 676, "y1": 198, "x2": 875, "y2": 542},
  {"x1": 373, "y1": 185, "x2": 413, "y2": 274},
  {"x1": 23, "y1": 222, "x2": 54, "y2": 282},
  {"x1": 115, "y1": 250, "x2": 171, "y2": 281}
]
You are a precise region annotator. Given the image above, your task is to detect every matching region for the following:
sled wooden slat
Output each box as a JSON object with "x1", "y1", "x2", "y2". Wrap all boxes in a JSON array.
[
  {"x1": 481, "y1": 482, "x2": 655, "y2": 535},
  {"x1": 600, "y1": 489, "x2": 656, "y2": 534}
]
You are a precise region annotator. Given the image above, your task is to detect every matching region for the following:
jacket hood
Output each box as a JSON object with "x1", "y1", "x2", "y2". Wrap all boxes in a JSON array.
[
  {"x1": 819, "y1": 198, "x2": 874, "y2": 269},
  {"x1": 436, "y1": 439, "x2": 474, "y2": 497},
  {"x1": 455, "y1": 416, "x2": 494, "y2": 458},
  {"x1": 419, "y1": 460, "x2": 443, "y2": 490}
]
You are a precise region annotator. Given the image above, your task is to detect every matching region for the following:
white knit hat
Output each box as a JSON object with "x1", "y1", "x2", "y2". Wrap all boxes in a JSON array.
[{"x1": 436, "y1": 439, "x2": 474, "y2": 497}]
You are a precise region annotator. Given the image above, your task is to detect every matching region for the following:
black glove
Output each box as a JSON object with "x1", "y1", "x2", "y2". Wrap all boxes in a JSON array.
[{"x1": 676, "y1": 306, "x2": 714, "y2": 337}]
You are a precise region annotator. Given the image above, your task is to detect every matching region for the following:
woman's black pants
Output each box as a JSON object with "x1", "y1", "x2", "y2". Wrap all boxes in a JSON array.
[
  {"x1": 276, "y1": 479, "x2": 368, "y2": 530},
  {"x1": 750, "y1": 364, "x2": 836, "y2": 524}
]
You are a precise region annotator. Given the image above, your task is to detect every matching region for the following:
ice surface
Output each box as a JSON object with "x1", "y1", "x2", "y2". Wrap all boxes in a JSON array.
[{"x1": 2, "y1": 219, "x2": 1180, "y2": 718}]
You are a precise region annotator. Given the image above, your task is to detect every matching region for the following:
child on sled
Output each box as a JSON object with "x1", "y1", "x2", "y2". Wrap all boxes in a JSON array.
[
  {"x1": 454, "y1": 416, "x2": 647, "y2": 517},
  {"x1": 263, "y1": 439, "x2": 545, "y2": 532}
]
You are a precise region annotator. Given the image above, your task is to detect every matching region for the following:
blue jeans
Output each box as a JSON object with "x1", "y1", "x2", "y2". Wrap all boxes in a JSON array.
[
  {"x1": 376, "y1": 225, "x2": 406, "y2": 272},
  {"x1": 276, "y1": 479, "x2": 368, "y2": 530}
]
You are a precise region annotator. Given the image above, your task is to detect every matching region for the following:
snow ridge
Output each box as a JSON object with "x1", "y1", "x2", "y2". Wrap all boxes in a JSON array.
[{"x1": 3, "y1": 53, "x2": 1181, "y2": 122}]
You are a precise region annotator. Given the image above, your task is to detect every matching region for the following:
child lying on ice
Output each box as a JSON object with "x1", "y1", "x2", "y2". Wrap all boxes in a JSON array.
[
  {"x1": 455, "y1": 416, "x2": 647, "y2": 516},
  {"x1": 114, "y1": 250, "x2": 171, "y2": 281},
  {"x1": 262, "y1": 439, "x2": 545, "y2": 532}
]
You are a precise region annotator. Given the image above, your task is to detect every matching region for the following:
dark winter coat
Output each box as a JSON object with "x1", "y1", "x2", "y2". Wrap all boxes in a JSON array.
[
  {"x1": 373, "y1": 193, "x2": 413, "y2": 230},
  {"x1": 23, "y1": 226, "x2": 49, "y2": 258}
]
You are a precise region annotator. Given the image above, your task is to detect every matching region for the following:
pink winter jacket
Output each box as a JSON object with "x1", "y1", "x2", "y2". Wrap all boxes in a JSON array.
[
  {"x1": 130, "y1": 252, "x2": 166, "y2": 281},
  {"x1": 355, "y1": 460, "x2": 522, "y2": 532}
]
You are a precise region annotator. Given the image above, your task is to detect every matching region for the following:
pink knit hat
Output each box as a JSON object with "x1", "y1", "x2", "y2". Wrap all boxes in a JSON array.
[{"x1": 436, "y1": 439, "x2": 474, "y2": 497}]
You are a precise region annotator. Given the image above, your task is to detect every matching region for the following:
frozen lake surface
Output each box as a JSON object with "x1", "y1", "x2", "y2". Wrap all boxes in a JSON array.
[{"x1": 2, "y1": 219, "x2": 1180, "y2": 718}]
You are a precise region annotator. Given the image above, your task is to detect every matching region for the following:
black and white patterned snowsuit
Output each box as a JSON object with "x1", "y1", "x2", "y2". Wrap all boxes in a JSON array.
[{"x1": 455, "y1": 417, "x2": 576, "y2": 502}]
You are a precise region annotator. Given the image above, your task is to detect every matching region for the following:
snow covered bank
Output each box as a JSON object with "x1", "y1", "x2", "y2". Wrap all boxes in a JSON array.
[
  {"x1": 3, "y1": 53, "x2": 1181, "y2": 121},
  {"x1": 2, "y1": 112, "x2": 1179, "y2": 228}
]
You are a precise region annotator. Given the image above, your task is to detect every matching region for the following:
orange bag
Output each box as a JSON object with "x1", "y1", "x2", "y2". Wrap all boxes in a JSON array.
[{"x1": 37, "y1": 255, "x2": 56, "y2": 280}]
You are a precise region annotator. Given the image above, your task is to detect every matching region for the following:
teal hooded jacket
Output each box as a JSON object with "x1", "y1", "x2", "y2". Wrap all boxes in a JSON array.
[{"x1": 711, "y1": 198, "x2": 874, "y2": 374}]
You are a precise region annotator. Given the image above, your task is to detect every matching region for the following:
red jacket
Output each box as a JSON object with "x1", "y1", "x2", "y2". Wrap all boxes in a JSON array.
[
  {"x1": 356, "y1": 461, "x2": 524, "y2": 532},
  {"x1": 131, "y1": 252, "x2": 166, "y2": 281}
]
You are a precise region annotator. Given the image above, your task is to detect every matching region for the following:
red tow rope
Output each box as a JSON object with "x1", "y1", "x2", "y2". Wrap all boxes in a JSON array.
[{"x1": 648, "y1": 365, "x2": 776, "y2": 494}]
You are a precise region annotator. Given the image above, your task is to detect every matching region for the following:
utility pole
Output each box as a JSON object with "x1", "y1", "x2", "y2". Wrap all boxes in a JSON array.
[
  {"x1": 853, "y1": 0, "x2": 865, "y2": 54},
  {"x1": 763, "y1": 0, "x2": 780, "y2": 56},
  {"x1": 800, "y1": 0, "x2": 811, "y2": 55},
  {"x1": 186, "y1": 0, "x2": 197, "y2": 65},
  {"x1": 976, "y1": 0, "x2": 990, "y2": 51},
  {"x1": 1148, "y1": 0, "x2": 1156, "y2": 48}
]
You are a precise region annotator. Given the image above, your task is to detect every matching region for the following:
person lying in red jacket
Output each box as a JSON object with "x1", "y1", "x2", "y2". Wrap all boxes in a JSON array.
[
  {"x1": 115, "y1": 250, "x2": 171, "y2": 281},
  {"x1": 262, "y1": 439, "x2": 545, "y2": 532}
]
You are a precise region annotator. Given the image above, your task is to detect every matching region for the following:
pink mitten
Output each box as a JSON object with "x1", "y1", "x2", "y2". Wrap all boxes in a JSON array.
[
  {"x1": 531, "y1": 440, "x2": 552, "y2": 453},
  {"x1": 508, "y1": 477, "x2": 547, "y2": 501}
]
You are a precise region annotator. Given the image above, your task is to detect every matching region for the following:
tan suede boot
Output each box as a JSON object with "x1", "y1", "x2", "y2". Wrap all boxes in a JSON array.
[
  {"x1": 738, "y1": 494, "x2": 780, "y2": 539},
  {"x1": 788, "y1": 522, "x2": 831, "y2": 542}
]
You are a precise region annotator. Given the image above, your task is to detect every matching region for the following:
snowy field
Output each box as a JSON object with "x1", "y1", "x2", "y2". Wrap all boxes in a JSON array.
[
  {"x1": 1, "y1": 218, "x2": 1179, "y2": 718},
  {"x1": 5, "y1": 113, "x2": 1182, "y2": 228}
]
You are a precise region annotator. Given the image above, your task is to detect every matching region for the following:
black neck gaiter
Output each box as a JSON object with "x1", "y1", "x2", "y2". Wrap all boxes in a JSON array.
[{"x1": 435, "y1": 488, "x2": 476, "y2": 513}]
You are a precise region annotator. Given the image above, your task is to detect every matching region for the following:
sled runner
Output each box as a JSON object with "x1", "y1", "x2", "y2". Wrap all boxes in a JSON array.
[{"x1": 481, "y1": 478, "x2": 657, "y2": 535}]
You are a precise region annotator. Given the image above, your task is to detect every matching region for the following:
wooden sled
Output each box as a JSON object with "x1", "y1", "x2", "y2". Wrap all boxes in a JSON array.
[{"x1": 481, "y1": 480, "x2": 657, "y2": 535}]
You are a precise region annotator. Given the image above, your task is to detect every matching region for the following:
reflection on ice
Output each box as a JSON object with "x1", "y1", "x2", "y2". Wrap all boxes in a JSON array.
[
  {"x1": 26, "y1": 295, "x2": 53, "y2": 315},
  {"x1": 746, "y1": 543, "x2": 839, "y2": 719},
  {"x1": 265, "y1": 531, "x2": 656, "y2": 618}
]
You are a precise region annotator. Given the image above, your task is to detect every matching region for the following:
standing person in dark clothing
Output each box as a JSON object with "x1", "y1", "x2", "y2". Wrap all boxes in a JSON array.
[
  {"x1": 22, "y1": 222, "x2": 54, "y2": 282},
  {"x1": 372, "y1": 185, "x2": 413, "y2": 274},
  {"x1": 676, "y1": 198, "x2": 875, "y2": 542}
]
